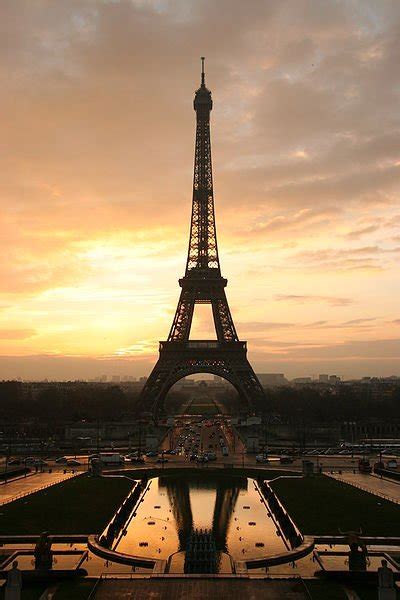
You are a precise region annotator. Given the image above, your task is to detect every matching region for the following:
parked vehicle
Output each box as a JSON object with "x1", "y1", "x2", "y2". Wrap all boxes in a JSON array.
[
  {"x1": 156, "y1": 457, "x2": 168, "y2": 464},
  {"x1": 256, "y1": 454, "x2": 269, "y2": 463},
  {"x1": 358, "y1": 458, "x2": 372, "y2": 473},
  {"x1": 55, "y1": 456, "x2": 68, "y2": 464},
  {"x1": 67, "y1": 459, "x2": 81, "y2": 466},
  {"x1": 98, "y1": 453, "x2": 124, "y2": 466},
  {"x1": 145, "y1": 451, "x2": 158, "y2": 457},
  {"x1": 33, "y1": 459, "x2": 48, "y2": 467},
  {"x1": 280, "y1": 455, "x2": 294, "y2": 464},
  {"x1": 196, "y1": 455, "x2": 208, "y2": 463}
]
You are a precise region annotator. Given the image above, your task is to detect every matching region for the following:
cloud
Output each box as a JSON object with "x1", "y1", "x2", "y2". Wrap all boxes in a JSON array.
[
  {"x1": 343, "y1": 225, "x2": 381, "y2": 239},
  {"x1": 238, "y1": 318, "x2": 379, "y2": 334},
  {"x1": 1, "y1": 0, "x2": 400, "y2": 378},
  {"x1": 274, "y1": 294, "x2": 354, "y2": 306},
  {"x1": 268, "y1": 338, "x2": 400, "y2": 360},
  {"x1": 0, "y1": 329, "x2": 36, "y2": 340}
]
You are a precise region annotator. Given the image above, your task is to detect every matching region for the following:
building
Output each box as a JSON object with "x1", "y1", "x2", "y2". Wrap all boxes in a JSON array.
[{"x1": 257, "y1": 373, "x2": 288, "y2": 386}]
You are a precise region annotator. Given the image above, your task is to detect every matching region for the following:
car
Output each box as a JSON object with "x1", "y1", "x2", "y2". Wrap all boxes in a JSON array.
[
  {"x1": 156, "y1": 457, "x2": 168, "y2": 464},
  {"x1": 8, "y1": 458, "x2": 21, "y2": 466},
  {"x1": 256, "y1": 455, "x2": 269, "y2": 463},
  {"x1": 33, "y1": 459, "x2": 48, "y2": 466},
  {"x1": 196, "y1": 455, "x2": 208, "y2": 463},
  {"x1": 130, "y1": 457, "x2": 145, "y2": 464},
  {"x1": 55, "y1": 456, "x2": 68, "y2": 464},
  {"x1": 67, "y1": 459, "x2": 81, "y2": 466},
  {"x1": 190, "y1": 454, "x2": 197, "y2": 461},
  {"x1": 146, "y1": 451, "x2": 158, "y2": 457}
]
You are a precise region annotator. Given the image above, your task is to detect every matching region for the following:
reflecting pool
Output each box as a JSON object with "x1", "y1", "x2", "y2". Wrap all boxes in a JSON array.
[{"x1": 112, "y1": 474, "x2": 288, "y2": 571}]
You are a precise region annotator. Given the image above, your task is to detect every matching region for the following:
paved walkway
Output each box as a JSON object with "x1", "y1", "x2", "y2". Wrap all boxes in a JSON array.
[
  {"x1": 93, "y1": 579, "x2": 309, "y2": 599},
  {"x1": 328, "y1": 472, "x2": 400, "y2": 504},
  {"x1": 0, "y1": 471, "x2": 78, "y2": 504}
]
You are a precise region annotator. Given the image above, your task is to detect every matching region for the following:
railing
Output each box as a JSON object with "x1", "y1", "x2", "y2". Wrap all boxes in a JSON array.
[
  {"x1": 326, "y1": 473, "x2": 400, "y2": 505},
  {"x1": 0, "y1": 472, "x2": 81, "y2": 506},
  {"x1": 159, "y1": 340, "x2": 247, "y2": 351}
]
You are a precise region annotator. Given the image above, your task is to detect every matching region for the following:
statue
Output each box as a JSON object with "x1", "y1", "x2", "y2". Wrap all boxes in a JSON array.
[
  {"x1": 34, "y1": 532, "x2": 53, "y2": 570},
  {"x1": 348, "y1": 541, "x2": 367, "y2": 571},
  {"x1": 339, "y1": 529, "x2": 368, "y2": 571},
  {"x1": 378, "y1": 559, "x2": 396, "y2": 600},
  {"x1": 5, "y1": 560, "x2": 22, "y2": 600},
  {"x1": 90, "y1": 457, "x2": 102, "y2": 477}
]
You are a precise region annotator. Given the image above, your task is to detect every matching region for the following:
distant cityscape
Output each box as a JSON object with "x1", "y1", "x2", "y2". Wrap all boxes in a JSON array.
[{"x1": 5, "y1": 372, "x2": 400, "y2": 387}]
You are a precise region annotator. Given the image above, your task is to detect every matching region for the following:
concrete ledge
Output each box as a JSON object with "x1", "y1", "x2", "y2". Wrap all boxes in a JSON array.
[
  {"x1": 314, "y1": 535, "x2": 400, "y2": 546},
  {"x1": 107, "y1": 466, "x2": 301, "y2": 480},
  {"x1": 244, "y1": 535, "x2": 314, "y2": 569},
  {"x1": 0, "y1": 534, "x2": 88, "y2": 544},
  {"x1": 87, "y1": 534, "x2": 166, "y2": 572}
]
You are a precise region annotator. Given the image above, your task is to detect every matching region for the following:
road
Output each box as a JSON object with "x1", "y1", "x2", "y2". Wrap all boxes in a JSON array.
[{"x1": 159, "y1": 421, "x2": 231, "y2": 461}]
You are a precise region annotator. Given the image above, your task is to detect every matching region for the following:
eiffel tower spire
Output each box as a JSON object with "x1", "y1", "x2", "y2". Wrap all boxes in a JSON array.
[
  {"x1": 168, "y1": 58, "x2": 237, "y2": 344},
  {"x1": 136, "y1": 60, "x2": 266, "y2": 417},
  {"x1": 186, "y1": 56, "x2": 219, "y2": 273}
]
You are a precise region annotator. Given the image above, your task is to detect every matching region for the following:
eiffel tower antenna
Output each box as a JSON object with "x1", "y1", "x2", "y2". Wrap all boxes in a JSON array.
[{"x1": 137, "y1": 61, "x2": 266, "y2": 418}]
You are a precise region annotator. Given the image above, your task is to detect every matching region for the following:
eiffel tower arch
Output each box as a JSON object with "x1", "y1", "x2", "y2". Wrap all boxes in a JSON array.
[{"x1": 137, "y1": 59, "x2": 266, "y2": 418}]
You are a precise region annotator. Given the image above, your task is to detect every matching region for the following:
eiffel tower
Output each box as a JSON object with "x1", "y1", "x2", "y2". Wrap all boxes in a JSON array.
[{"x1": 137, "y1": 59, "x2": 266, "y2": 417}]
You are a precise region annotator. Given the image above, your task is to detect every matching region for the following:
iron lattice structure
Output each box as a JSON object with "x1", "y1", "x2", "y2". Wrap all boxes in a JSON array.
[{"x1": 137, "y1": 59, "x2": 266, "y2": 416}]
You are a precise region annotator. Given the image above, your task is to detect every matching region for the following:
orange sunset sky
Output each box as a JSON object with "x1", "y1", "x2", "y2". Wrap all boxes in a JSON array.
[{"x1": 1, "y1": 0, "x2": 400, "y2": 380}]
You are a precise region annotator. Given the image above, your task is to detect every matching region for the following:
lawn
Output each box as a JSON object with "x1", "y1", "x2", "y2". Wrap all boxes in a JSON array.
[
  {"x1": 271, "y1": 475, "x2": 400, "y2": 536},
  {"x1": 0, "y1": 475, "x2": 133, "y2": 535},
  {"x1": 186, "y1": 403, "x2": 218, "y2": 415}
]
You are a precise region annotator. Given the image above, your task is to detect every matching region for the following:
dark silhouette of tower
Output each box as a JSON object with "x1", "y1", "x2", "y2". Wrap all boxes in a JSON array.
[{"x1": 137, "y1": 59, "x2": 266, "y2": 417}]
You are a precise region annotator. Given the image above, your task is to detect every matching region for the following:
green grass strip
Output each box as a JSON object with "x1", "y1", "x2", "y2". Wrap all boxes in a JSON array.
[
  {"x1": 271, "y1": 475, "x2": 400, "y2": 536},
  {"x1": 0, "y1": 475, "x2": 133, "y2": 535}
]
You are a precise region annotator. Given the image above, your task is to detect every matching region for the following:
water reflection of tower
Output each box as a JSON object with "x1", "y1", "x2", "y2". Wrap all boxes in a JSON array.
[{"x1": 159, "y1": 475, "x2": 246, "y2": 553}]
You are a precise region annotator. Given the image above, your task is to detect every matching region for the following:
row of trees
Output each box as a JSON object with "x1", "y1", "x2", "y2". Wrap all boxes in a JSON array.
[
  {"x1": 0, "y1": 381, "x2": 186, "y2": 424},
  {"x1": 1, "y1": 380, "x2": 399, "y2": 426}
]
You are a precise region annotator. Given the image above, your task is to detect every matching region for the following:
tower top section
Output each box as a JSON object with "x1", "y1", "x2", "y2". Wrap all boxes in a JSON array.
[{"x1": 194, "y1": 56, "x2": 212, "y2": 115}]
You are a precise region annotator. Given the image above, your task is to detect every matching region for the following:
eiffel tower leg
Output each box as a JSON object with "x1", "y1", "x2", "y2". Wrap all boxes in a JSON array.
[
  {"x1": 137, "y1": 355, "x2": 173, "y2": 418},
  {"x1": 230, "y1": 360, "x2": 266, "y2": 411},
  {"x1": 211, "y1": 290, "x2": 238, "y2": 342}
]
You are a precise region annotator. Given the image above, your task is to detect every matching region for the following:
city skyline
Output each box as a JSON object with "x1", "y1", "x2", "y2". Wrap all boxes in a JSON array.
[{"x1": 2, "y1": 0, "x2": 400, "y2": 380}]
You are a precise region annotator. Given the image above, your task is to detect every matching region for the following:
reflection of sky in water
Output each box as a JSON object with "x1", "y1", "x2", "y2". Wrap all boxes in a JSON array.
[
  {"x1": 188, "y1": 487, "x2": 216, "y2": 530},
  {"x1": 114, "y1": 476, "x2": 288, "y2": 565}
]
